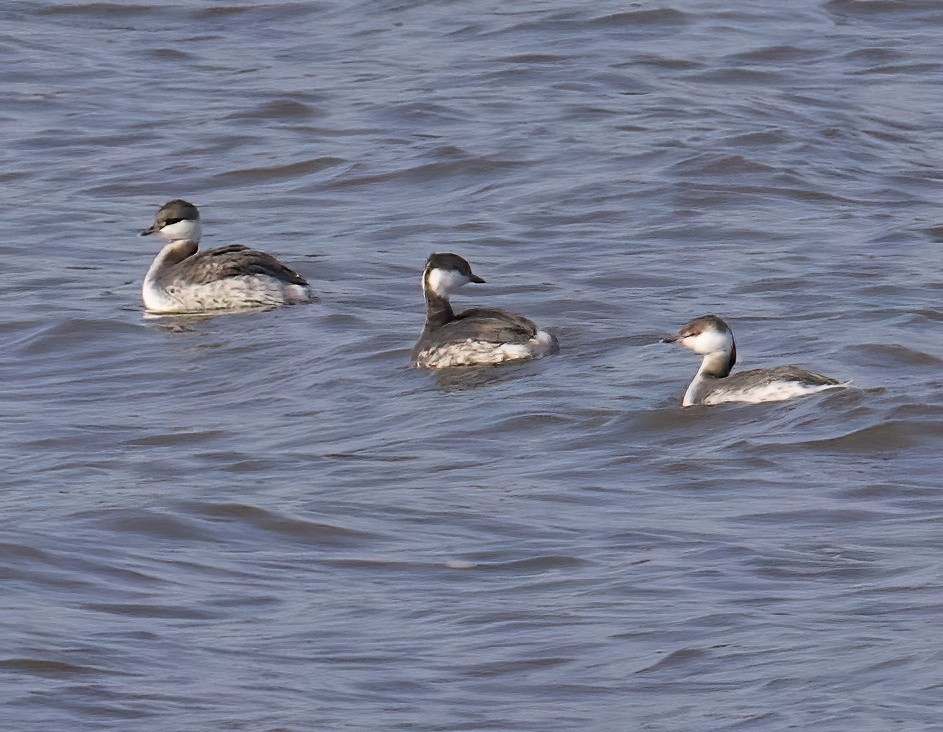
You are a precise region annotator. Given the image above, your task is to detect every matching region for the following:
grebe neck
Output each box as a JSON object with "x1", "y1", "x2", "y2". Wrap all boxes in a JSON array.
[
  {"x1": 423, "y1": 288, "x2": 454, "y2": 330},
  {"x1": 145, "y1": 239, "x2": 198, "y2": 282},
  {"x1": 683, "y1": 348, "x2": 736, "y2": 406},
  {"x1": 697, "y1": 348, "x2": 735, "y2": 380}
]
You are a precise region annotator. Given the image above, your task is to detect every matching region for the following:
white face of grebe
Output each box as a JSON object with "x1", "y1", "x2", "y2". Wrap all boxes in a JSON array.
[
  {"x1": 155, "y1": 217, "x2": 201, "y2": 243},
  {"x1": 667, "y1": 315, "x2": 734, "y2": 356},
  {"x1": 427, "y1": 268, "x2": 473, "y2": 296},
  {"x1": 141, "y1": 199, "x2": 202, "y2": 243},
  {"x1": 423, "y1": 253, "x2": 485, "y2": 297}
]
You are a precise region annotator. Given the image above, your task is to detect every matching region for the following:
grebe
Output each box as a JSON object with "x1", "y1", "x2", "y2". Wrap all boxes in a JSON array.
[
  {"x1": 663, "y1": 315, "x2": 843, "y2": 406},
  {"x1": 140, "y1": 199, "x2": 312, "y2": 314},
  {"x1": 411, "y1": 252, "x2": 558, "y2": 368}
]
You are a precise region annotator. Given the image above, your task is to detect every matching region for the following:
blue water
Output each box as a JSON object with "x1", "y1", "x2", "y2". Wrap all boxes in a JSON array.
[{"x1": 1, "y1": 1, "x2": 941, "y2": 729}]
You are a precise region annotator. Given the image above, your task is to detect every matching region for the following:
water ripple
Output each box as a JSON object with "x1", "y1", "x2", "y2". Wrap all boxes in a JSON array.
[{"x1": 2, "y1": 0, "x2": 940, "y2": 729}]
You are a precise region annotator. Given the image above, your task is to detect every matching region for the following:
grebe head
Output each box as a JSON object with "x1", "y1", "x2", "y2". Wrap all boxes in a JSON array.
[
  {"x1": 423, "y1": 252, "x2": 485, "y2": 298},
  {"x1": 141, "y1": 199, "x2": 202, "y2": 243},
  {"x1": 663, "y1": 314, "x2": 737, "y2": 365}
]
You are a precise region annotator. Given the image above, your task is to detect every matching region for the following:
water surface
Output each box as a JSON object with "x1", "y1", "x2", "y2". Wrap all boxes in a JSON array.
[{"x1": 1, "y1": 1, "x2": 942, "y2": 729}]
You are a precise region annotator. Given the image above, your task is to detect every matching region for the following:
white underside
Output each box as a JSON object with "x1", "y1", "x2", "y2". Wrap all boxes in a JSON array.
[
  {"x1": 143, "y1": 276, "x2": 310, "y2": 314},
  {"x1": 698, "y1": 380, "x2": 844, "y2": 406},
  {"x1": 416, "y1": 330, "x2": 556, "y2": 369}
]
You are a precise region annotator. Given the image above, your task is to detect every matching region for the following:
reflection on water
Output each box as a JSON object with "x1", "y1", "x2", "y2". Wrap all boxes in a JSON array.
[{"x1": 429, "y1": 361, "x2": 550, "y2": 392}]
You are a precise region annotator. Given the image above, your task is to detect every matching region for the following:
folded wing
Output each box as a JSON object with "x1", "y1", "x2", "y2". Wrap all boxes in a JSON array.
[{"x1": 179, "y1": 245, "x2": 308, "y2": 286}]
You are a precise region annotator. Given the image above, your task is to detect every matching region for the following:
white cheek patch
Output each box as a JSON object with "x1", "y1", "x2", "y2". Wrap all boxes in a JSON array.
[
  {"x1": 426, "y1": 268, "x2": 468, "y2": 297},
  {"x1": 686, "y1": 329, "x2": 732, "y2": 355},
  {"x1": 160, "y1": 219, "x2": 202, "y2": 242}
]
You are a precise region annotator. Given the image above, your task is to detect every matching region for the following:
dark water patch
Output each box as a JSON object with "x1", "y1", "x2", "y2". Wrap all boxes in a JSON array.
[
  {"x1": 0, "y1": 169, "x2": 30, "y2": 183},
  {"x1": 324, "y1": 557, "x2": 467, "y2": 572},
  {"x1": 723, "y1": 129, "x2": 792, "y2": 147},
  {"x1": 852, "y1": 62, "x2": 942, "y2": 77},
  {"x1": 191, "y1": 3, "x2": 321, "y2": 22},
  {"x1": 80, "y1": 602, "x2": 219, "y2": 620},
  {"x1": 836, "y1": 481, "x2": 940, "y2": 501},
  {"x1": 0, "y1": 542, "x2": 58, "y2": 564},
  {"x1": 8, "y1": 318, "x2": 146, "y2": 358},
  {"x1": 0, "y1": 658, "x2": 104, "y2": 677},
  {"x1": 208, "y1": 456, "x2": 299, "y2": 474},
  {"x1": 671, "y1": 154, "x2": 778, "y2": 176},
  {"x1": 684, "y1": 611, "x2": 754, "y2": 629},
  {"x1": 729, "y1": 45, "x2": 825, "y2": 64},
  {"x1": 213, "y1": 157, "x2": 345, "y2": 184},
  {"x1": 191, "y1": 4, "x2": 256, "y2": 19},
  {"x1": 922, "y1": 225, "x2": 943, "y2": 243},
  {"x1": 866, "y1": 419, "x2": 942, "y2": 449},
  {"x1": 844, "y1": 343, "x2": 942, "y2": 368},
  {"x1": 674, "y1": 181, "x2": 858, "y2": 206},
  {"x1": 0, "y1": 538, "x2": 162, "y2": 589},
  {"x1": 92, "y1": 508, "x2": 216, "y2": 543},
  {"x1": 185, "y1": 502, "x2": 373, "y2": 546},
  {"x1": 147, "y1": 48, "x2": 194, "y2": 61},
  {"x1": 843, "y1": 47, "x2": 906, "y2": 64},
  {"x1": 625, "y1": 402, "x2": 757, "y2": 439},
  {"x1": 588, "y1": 8, "x2": 689, "y2": 28},
  {"x1": 325, "y1": 157, "x2": 528, "y2": 190},
  {"x1": 472, "y1": 555, "x2": 587, "y2": 572},
  {"x1": 321, "y1": 449, "x2": 420, "y2": 464},
  {"x1": 498, "y1": 53, "x2": 571, "y2": 64},
  {"x1": 334, "y1": 554, "x2": 594, "y2": 575},
  {"x1": 125, "y1": 430, "x2": 229, "y2": 448},
  {"x1": 746, "y1": 556, "x2": 886, "y2": 582},
  {"x1": 685, "y1": 67, "x2": 785, "y2": 85},
  {"x1": 861, "y1": 126, "x2": 922, "y2": 145},
  {"x1": 375, "y1": 100, "x2": 468, "y2": 125},
  {"x1": 226, "y1": 99, "x2": 328, "y2": 121},
  {"x1": 759, "y1": 420, "x2": 934, "y2": 452},
  {"x1": 825, "y1": 0, "x2": 943, "y2": 20},
  {"x1": 629, "y1": 53, "x2": 703, "y2": 71},
  {"x1": 738, "y1": 276, "x2": 810, "y2": 294},
  {"x1": 636, "y1": 647, "x2": 711, "y2": 675},
  {"x1": 462, "y1": 655, "x2": 572, "y2": 678},
  {"x1": 862, "y1": 113, "x2": 925, "y2": 135},
  {"x1": 490, "y1": 411, "x2": 574, "y2": 432},
  {"x1": 37, "y1": 2, "x2": 154, "y2": 18},
  {"x1": 203, "y1": 593, "x2": 281, "y2": 609},
  {"x1": 733, "y1": 507, "x2": 897, "y2": 527}
]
